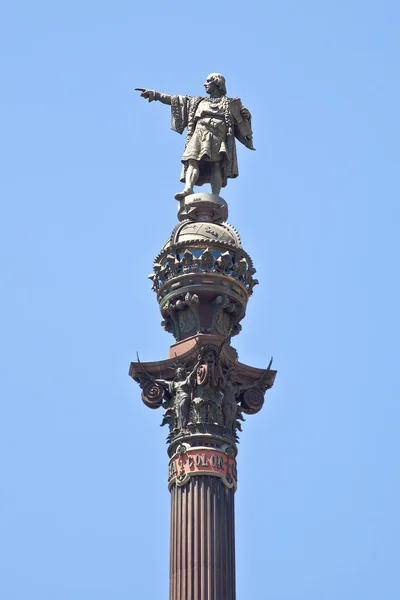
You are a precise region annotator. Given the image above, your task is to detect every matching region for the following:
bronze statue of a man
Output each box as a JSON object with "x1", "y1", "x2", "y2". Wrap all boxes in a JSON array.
[{"x1": 136, "y1": 73, "x2": 255, "y2": 199}]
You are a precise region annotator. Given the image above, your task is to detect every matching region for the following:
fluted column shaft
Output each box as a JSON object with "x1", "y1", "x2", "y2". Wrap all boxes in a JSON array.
[{"x1": 170, "y1": 476, "x2": 236, "y2": 600}]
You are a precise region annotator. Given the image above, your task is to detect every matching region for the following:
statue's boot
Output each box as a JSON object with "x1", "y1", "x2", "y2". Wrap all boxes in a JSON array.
[{"x1": 174, "y1": 187, "x2": 193, "y2": 200}]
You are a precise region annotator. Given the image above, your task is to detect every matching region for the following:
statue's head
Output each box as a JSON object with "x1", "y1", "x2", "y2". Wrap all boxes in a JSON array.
[
  {"x1": 176, "y1": 367, "x2": 186, "y2": 380},
  {"x1": 204, "y1": 73, "x2": 227, "y2": 96},
  {"x1": 200, "y1": 345, "x2": 218, "y2": 366}
]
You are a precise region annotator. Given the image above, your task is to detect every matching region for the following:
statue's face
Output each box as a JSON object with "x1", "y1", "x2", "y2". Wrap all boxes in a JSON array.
[
  {"x1": 204, "y1": 350, "x2": 216, "y2": 364},
  {"x1": 204, "y1": 75, "x2": 218, "y2": 95},
  {"x1": 176, "y1": 368, "x2": 185, "y2": 379}
]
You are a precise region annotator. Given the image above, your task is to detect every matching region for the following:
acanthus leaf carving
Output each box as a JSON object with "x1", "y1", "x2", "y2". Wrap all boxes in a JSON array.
[{"x1": 130, "y1": 345, "x2": 276, "y2": 445}]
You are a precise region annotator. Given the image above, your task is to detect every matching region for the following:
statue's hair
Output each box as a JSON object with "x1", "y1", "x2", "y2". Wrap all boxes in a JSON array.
[{"x1": 208, "y1": 73, "x2": 227, "y2": 96}]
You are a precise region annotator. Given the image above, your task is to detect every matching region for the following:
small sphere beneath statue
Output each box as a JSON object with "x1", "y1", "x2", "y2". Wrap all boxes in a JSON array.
[{"x1": 177, "y1": 193, "x2": 228, "y2": 224}]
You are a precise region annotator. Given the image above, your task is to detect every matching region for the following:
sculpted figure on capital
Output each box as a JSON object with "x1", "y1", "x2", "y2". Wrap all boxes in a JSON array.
[
  {"x1": 140, "y1": 340, "x2": 272, "y2": 441},
  {"x1": 191, "y1": 345, "x2": 225, "y2": 425},
  {"x1": 153, "y1": 363, "x2": 200, "y2": 430},
  {"x1": 136, "y1": 74, "x2": 255, "y2": 199},
  {"x1": 152, "y1": 345, "x2": 228, "y2": 433}
]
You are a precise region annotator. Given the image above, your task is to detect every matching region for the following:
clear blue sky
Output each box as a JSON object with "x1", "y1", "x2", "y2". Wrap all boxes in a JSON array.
[{"x1": 1, "y1": 1, "x2": 399, "y2": 598}]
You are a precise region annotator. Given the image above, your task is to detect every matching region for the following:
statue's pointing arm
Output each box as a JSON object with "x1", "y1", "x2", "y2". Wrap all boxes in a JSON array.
[
  {"x1": 135, "y1": 88, "x2": 190, "y2": 135},
  {"x1": 135, "y1": 88, "x2": 172, "y2": 105}
]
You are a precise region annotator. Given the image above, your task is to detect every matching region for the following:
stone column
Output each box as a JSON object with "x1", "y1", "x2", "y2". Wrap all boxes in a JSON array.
[{"x1": 169, "y1": 476, "x2": 235, "y2": 600}]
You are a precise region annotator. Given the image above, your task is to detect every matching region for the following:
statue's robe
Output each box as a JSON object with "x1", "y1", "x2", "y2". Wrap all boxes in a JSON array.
[{"x1": 171, "y1": 95, "x2": 254, "y2": 188}]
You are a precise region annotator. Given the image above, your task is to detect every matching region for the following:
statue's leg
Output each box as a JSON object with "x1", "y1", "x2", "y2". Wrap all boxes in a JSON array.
[
  {"x1": 176, "y1": 401, "x2": 183, "y2": 429},
  {"x1": 175, "y1": 160, "x2": 199, "y2": 200},
  {"x1": 177, "y1": 396, "x2": 190, "y2": 429},
  {"x1": 181, "y1": 397, "x2": 190, "y2": 429},
  {"x1": 210, "y1": 162, "x2": 223, "y2": 195}
]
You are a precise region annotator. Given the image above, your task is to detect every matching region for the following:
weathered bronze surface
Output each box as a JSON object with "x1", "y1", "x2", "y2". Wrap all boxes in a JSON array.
[
  {"x1": 148, "y1": 195, "x2": 258, "y2": 342},
  {"x1": 131, "y1": 76, "x2": 275, "y2": 600},
  {"x1": 135, "y1": 73, "x2": 254, "y2": 199},
  {"x1": 130, "y1": 334, "x2": 276, "y2": 445}
]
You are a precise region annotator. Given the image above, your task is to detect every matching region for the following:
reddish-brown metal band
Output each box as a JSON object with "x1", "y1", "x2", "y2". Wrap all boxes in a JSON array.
[
  {"x1": 169, "y1": 475, "x2": 236, "y2": 600},
  {"x1": 168, "y1": 447, "x2": 237, "y2": 490}
]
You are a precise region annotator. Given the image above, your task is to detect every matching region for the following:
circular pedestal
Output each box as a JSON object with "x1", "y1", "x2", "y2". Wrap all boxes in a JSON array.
[{"x1": 177, "y1": 193, "x2": 228, "y2": 224}]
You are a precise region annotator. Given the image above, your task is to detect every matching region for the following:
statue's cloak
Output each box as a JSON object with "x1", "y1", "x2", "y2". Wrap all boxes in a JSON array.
[{"x1": 171, "y1": 95, "x2": 254, "y2": 188}]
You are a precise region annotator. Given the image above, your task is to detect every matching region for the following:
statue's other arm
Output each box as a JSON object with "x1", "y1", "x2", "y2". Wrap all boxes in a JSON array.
[
  {"x1": 230, "y1": 98, "x2": 255, "y2": 150},
  {"x1": 153, "y1": 377, "x2": 171, "y2": 388},
  {"x1": 187, "y1": 359, "x2": 202, "y2": 382},
  {"x1": 135, "y1": 88, "x2": 172, "y2": 105}
]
